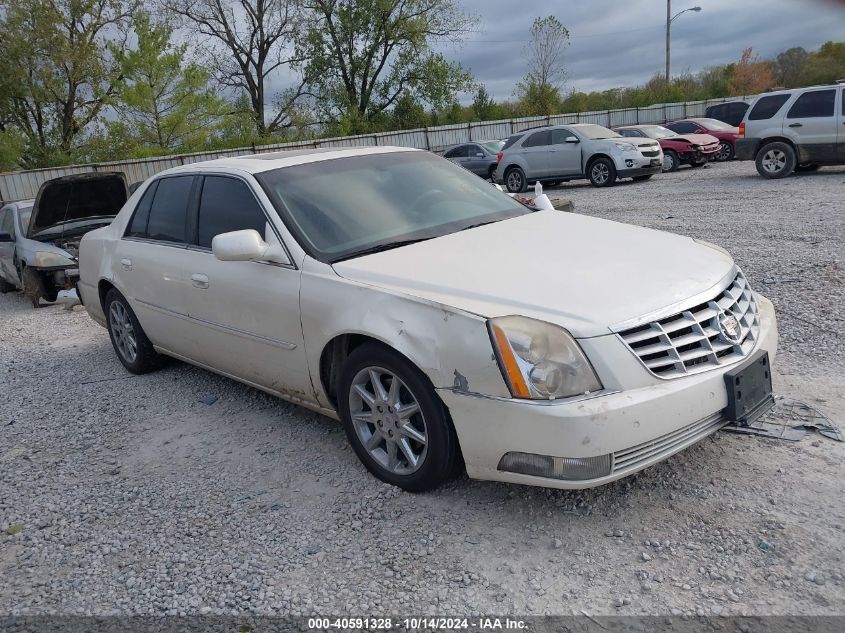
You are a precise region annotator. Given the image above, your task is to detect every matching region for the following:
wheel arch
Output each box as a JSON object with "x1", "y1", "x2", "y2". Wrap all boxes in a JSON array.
[
  {"x1": 585, "y1": 152, "x2": 614, "y2": 171},
  {"x1": 755, "y1": 136, "x2": 798, "y2": 157}
]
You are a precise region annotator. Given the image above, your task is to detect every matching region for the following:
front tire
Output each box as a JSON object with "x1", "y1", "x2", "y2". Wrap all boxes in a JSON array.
[
  {"x1": 588, "y1": 158, "x2": 616, "y2": 187},
  {"x1": 755, "y1": 142, "x2": 796, "y2": 179},
  {"x1": 338, "y1": 342, "x2": 462, "y2": 492},
  {"x1": 504, "y1": 166, "x2": 527, "y2": 193},
  {"x1": 104, "y1": 288, "x2": 165, "y2": 374},
  {"x1": 22, "y1": 266, "x2": 56, "y2": 308},
  {"x1": 662, "y1": 150, "x2": 680, "y2": 172},
  {"x1": 716, "y1": 141, "x2": 734, "y2": 161},
  {"x1": 487, "y1": 165, "x2": 497, "y2": 181}
]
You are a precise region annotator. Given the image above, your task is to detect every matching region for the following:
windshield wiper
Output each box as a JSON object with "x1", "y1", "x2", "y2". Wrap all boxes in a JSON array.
[
  {"x1": 335, "y1": 237, "x2": 433, "y2": 262},
  {"x1": 457, "y1": 219, "x2": 502, "y2": 232}
]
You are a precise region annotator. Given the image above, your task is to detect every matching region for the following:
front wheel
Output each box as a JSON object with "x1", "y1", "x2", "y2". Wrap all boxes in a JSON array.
[
  {"x1": 716, "y1": 141, "x2": 734, "y2": 161},
  {"x1": 755, "y1": 142, "x2": 796, "y2": 179},
  {"x1": 588, "y1": 158, "x2": 616, "y2": 187},
  {"x1": 338, "y1": 342, "x2": 462, "y2": 492},
  {"x1": 504, "y1": 166, "x2": 527, "y2": 193},
  {"x1": 662, "y1": 150, "x2": 680, "y2": 172},
  {"x1": 104, "y1": 288, "x2": 165, "y2": 374}
]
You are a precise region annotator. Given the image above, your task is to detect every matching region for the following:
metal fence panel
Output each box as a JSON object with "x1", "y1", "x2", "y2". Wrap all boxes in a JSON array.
[{"x1": 0, "y1": 95, "x2": 752, "y2": 202}]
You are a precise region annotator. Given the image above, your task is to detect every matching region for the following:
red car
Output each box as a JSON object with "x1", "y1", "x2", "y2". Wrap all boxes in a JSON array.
[
  {"x1": 664, "y1": 118, "x2": 740, "y2": 161},
  {"x1": 615, "y1": 125, "x2": 721, "y2": 172}
]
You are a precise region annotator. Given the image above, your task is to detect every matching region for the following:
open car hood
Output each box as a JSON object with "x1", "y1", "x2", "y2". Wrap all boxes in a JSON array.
[{"x1": 27, "y1": 172, "x2": 128, "y2": 239}]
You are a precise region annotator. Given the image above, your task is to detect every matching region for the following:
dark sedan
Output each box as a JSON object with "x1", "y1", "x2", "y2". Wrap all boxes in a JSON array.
[{"x1": 443, "y1": 140, "x2": 505, "y2": 180}]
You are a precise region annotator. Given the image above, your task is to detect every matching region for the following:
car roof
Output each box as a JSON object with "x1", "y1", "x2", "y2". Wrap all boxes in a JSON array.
[
  {"x1": 1, "y1": 199, "x2": 34, "y2": 210},
  {"x1": 749, "y1": 83, "x2": 843, "y2": 97},
  {"x1": 161, "y1": 146, "x2": 421, "y2": 176}
]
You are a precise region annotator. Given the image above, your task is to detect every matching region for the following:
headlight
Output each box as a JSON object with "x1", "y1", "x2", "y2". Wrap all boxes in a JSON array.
[
  {"x1": 488, "y1": 316, "x2": 602, "y2": 400},
  {"x1": 34, "y1": 251, "x2": 75, "y2": 268},
  {"x1": 614, "y1": 143, "x2": 637, "y2": 152}
]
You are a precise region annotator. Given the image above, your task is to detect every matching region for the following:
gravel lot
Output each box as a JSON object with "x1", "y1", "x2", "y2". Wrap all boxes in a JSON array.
[{"x1": 1, "y1": 160, "x2": 843, "y2": 618}]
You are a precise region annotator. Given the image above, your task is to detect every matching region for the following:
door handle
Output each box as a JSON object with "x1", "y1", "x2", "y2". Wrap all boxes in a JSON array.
[
  {"x1": 191, "y1": 273, "x2": 209, "y2": 289},
  {"x1": 788, "y1": 123, "x2": 803, "y2": 128},
  {"x1": 120, "y1": 258, "x2": 132, "y2": 271}
]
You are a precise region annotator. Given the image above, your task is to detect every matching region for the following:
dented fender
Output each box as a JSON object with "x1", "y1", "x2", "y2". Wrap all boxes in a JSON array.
[{"x1": 299, "y1": 257, "x2": 511, "y2": 408}]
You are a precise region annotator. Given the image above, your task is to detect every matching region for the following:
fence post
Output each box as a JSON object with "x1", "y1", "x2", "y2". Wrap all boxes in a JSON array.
[
  {"x1": 424, "y1": 128, "x2": 430, "y2": 150},
  {"x1": 510, "y1": 119, "x2": 514, "y2": 134},
  {"x1": 636, "y1": 107, "x2": 640, "y2": 124},
  {"x1": 373, "y1": 134, "x2": 379, "y2": 146},
  {"x1": 467, "y1": 122, "x2": 472, "y2": 142}
]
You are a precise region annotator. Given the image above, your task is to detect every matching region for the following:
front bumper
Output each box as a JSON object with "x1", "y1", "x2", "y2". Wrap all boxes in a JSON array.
[{"x1": 439, "y1": 296, "x2": 777, "y2": 489}]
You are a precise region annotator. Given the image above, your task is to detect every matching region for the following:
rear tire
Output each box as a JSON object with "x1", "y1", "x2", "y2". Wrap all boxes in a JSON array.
[
  {"x1": 588, "y1": 158, "x2": 616, "y2": 187},
  {"x1": 104, "y1": 288, "x2": 165, "y2": 374},
  {"x1": 487, "y1": 165, "x2": 497, "y2": 181},
  {"x1": 716, "y1": 141, "x2": 734, "y2": 161},
  {"x1": 662, "y1": 150, "x2": 680, "y2": 172},
  {"x1": 338, "y1": 342, "x2": 462, "y2": 492},
  {"x1": 755, "y1": 142, "x2": 796, "y2": 179},
  {"x1": 504, "y1": 166, "x2": 527, "y2": 193}
]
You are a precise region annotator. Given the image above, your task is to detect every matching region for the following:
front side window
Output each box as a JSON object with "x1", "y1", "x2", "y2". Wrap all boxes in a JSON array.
[
  {"x1": 749, "y1": 95, "x2": 790, "y2": 120},
  {"x1": 551, "y1": 128, "x2": 574, "y2": 143},
  {"x1": 256, "y1": 152, "x2": 529, "y2": 263},
  {"x1": 444, "y1": 146, "x2": 468, "y2": 159},
  {"x1": 787, "y1": 90, "x2": 836, "y2": 119},
  {"x1": 145, "y1": 176, "x2": 193, "y2": 243},
  {"x1": 196, "y1": 176, "x2": 268, "y2": 249},
  {"x1": 523, "y1": 131, "x2": 551, "y2": 147}
]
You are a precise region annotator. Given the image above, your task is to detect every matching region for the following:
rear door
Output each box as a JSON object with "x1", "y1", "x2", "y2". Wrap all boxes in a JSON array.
[
  {"x1": 178, "y1": 174, "x2": 314, "y2": 402},
  {"x1": 117, "y1": 176, "x2": 194, "y2": 352},
  {"x1": 548, "y1": 128, "x2": 582, "y2": 176},
  {"x1": 783, "y1": 88, "x2": 838, "y2": 162},
  {"x1": 519, "y1": 130, "x2": 552, "y2": 178}
]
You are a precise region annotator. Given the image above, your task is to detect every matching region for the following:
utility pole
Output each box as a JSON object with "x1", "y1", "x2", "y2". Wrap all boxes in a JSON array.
[{"x1": 666, "y1": 0, "x2": 672, "y2": 82}]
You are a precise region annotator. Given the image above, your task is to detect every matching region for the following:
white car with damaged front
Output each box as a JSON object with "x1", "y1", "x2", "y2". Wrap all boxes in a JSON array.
[{"x1": 78, "y1": 147, "x2": 777, "y2": 492}]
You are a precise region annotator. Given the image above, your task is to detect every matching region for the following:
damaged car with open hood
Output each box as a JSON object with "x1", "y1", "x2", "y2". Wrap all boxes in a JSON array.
[
  {"x1": 0, "y1": 173, "x2": 128, "y2": 307},
  {"x1": 77, "y1": 148, "x2": 777, "y2": 492}
]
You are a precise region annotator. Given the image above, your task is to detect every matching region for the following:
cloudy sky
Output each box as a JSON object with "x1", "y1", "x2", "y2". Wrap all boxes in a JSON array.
[{"x1": 437, "y1": 0, "x2": 845, "y2": 101}]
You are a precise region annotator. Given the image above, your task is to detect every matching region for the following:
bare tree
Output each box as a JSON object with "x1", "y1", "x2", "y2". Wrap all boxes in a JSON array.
[
  {"x1": 514, "y1": 16, "x2": 570, "y2": 116},
  {"x1": 164, "y1": 0, "x2": 308, "y2": 136}
]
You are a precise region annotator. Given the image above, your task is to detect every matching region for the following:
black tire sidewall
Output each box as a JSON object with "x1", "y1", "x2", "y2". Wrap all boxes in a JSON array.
[
  {"x1": 104, "y1": 288, "x2": 161, "y2": 374},
  {"x1": 337, "y1": 343, "x2": 460, "y2": 492},
  {"x1": 755, "y1": 142, "x2": 796, "y2": 179},
  {"x1": 663, "y1": 150, "x2": 679, "y2": 172},
  {"x1": 588, "y1": 158, "x2": 616, "y2": 187},
  {"x1": 717, "y1": 142, "x2": 734, "y2": 161},
  {"x1": 505, "y1": 167, "x2": 526, "y2": 193}
]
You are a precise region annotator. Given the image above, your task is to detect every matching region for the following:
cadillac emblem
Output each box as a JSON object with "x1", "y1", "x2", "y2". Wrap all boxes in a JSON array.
[{"x1": 718, "y1": 312, "x2": 743, "y2": 343}]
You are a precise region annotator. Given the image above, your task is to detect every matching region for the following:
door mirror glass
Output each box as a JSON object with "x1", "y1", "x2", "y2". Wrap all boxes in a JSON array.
[
  {"x1": 476, "y1": 152, "x2": 484, "y2": 158},
  {"x1": 0, "y1": 231, "x2": 13, "y2": 243},
  {"x1": 565, "y1": 136, "x2": 579, "y2": 143},
  {"x1": 212, "y1": 229, "x2": 289, "y2": 265}
]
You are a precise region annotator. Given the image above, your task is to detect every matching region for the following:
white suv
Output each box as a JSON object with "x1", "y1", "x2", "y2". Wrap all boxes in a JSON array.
[
  {"x1": 736, "y1": 83, "x2": 845, "y2": 178},
  {"x1": 494, "y1": 124, "x2": 663, "y2": 191}
]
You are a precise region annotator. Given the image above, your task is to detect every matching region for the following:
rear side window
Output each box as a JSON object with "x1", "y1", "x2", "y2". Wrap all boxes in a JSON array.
[
  {"x1": 196, "y1": 177, "x2": 268, "y2": 249},
  {"x1": 787, "y1": 90, "x2": 835, "y2": 118},
  {"x1": 502, "y1": 134, "x2": 522, "y2": 151},
  {"x1": 523, "y1": 130, "x2": 551, "y2": 147},
  {"x1": 748, "y1": 95, "x2": 790, "y2": 120},
  {"x1": 146, "y1": 176, "x2": 193, "y2": 243},
  {"x1": 125, "y1": 181, "x2": 158, "y2": 238}
]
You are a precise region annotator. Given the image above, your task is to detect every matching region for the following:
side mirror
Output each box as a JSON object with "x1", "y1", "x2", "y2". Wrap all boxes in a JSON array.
[
  {"x1": 212, "y1": 229, "x2": 290, "y2": 265},
  {"x1": 565, "y1": 136, "x2": 579, "y2": 143},
  {"x1": 476, "y1": 153, "x2": 484, "y2": 158},
  {"x1": 0, "y1": 231, "x2": 13, "y2": 243}
]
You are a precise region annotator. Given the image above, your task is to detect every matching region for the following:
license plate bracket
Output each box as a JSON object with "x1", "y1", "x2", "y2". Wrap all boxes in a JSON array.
[{"x1": 724, "y1": 350, "x2": 774, "y2": 425}]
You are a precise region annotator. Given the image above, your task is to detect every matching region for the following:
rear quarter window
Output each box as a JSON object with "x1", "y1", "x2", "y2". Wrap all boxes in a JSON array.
[
  {"x1": 748, "y1": 95, "x2": 791, "y2": 120},
  {"x1": 502, "y1": 135, "x2": 523, "y2": 151},
  {"x1": 787, "y1": 89, "x2": 836, "y2": 119},
  {"x1": 125, "y1": 181, "x2": 158, "y2": 238}
]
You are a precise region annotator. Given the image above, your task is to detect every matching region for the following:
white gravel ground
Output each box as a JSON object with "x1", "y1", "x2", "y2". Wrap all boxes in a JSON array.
[{"x1": 1, "y1": 160, "x2": 843, "y2": 618}]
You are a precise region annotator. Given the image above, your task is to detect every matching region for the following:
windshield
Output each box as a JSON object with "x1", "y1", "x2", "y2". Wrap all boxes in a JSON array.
[
  {"x1": 642, "y1": 126, "x2": 677, "y2": 139},
  {"x1": 480, "y1": 140, "x2": 505, "y2": 153},
  {"x1": 575, "y1": 124, "x2": 621, "y2": 140},
  {"x1": 695, "y1": 118, "x2": 736, "y2": 131},
  {"x1": 256, "y1": 152, "x2": 530, "y2": 263}
]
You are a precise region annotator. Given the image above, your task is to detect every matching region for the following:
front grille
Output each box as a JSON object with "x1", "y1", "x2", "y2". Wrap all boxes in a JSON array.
[
  {"x1": 612, "y1": 413, "x2": 726, "y2": 474},
  {"x1": 641, "y1": 150, "x2": 660, "y2": 157},
  {"x1": 617, "y1": 271, "x2": 759, "y2": 379}
]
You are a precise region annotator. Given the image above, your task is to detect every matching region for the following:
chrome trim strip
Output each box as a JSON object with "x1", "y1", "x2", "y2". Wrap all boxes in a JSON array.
[
  {"x1": 439, "y1": 387, "x2": 621, "y2": 406},
  {"x1": 134, "y1": 298, "x2": 297, "y2": 350}
]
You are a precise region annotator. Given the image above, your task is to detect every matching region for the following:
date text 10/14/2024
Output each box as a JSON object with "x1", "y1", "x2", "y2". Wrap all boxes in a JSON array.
[{"x1": 307, "y1": 617, "x2": 527, "y2": 630}]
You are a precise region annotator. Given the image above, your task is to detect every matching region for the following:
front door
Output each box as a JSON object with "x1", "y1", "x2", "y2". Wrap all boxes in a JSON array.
[
  {"x1": 783, "y1": 88, "x2": 838, "y2": 162},
  {"x1": 464, "y1": 144, "x2": 488, "y2": 176},
  {"x1": 519, "y1": 130, "x2": 552, "y2": 178},
  {"x1": 179, "y1": 174, "x2": 314, "y2": 403},
  {"x1": 548, "y1": 129, "x2": 583, "y2": 176}
]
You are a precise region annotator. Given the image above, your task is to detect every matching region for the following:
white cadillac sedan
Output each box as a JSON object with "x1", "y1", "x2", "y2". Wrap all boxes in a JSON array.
[{"x1": 78, "y1": 147, "x2": 777, "y2": 492}]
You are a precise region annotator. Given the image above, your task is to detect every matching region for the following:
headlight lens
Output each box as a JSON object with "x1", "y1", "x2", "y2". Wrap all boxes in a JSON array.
[
  {"x1": 614, "y1": 142, "x2": 637, "y2": 152},
  {"x1": 34, "y1": 251, "x2": 75, "y2": 268},
  {"x1": 488, "y1": 316, "x2": 602, "y2": 400}
]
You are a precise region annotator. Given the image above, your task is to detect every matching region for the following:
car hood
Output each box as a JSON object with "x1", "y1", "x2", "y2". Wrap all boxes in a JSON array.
[
  {"x1": 333, "y1": 211, "x2": 735, "y2": 338},
  {"x1": 592, "y1": 138, "x2": 659, "y2": 151},
  {"x1": 27, "y1": 172, "x2": 128, "y2": 239},
  {"x1": 668, "y1": 134, "x2": 720, "y2": 145}
]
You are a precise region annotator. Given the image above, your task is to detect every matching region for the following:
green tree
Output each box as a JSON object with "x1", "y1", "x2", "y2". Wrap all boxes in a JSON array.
[
  {"x1": 0, "y1": 0, "x2": 137, "y2": 166},
  {"x1": 802, "y1": 41, "x2": 845, "y2": 86},
  {"x1": 471, "y1": 85, "x2": 497, "y2": 120},
  {"x1": 302, "y1": 0, "x2": 475, "y2": 131},
  {"x1": 515, "y1": 16, "x2": 569, "y2": 116},
  {"x1": 392, "y1": 92, "x2": 429, "y2": 130},
  {"x1": 114, "y1": 12, "x2": 228, "y2": 151},
  {"x1": 774, "y1": 47, "x2": 809, "y2": 88}
]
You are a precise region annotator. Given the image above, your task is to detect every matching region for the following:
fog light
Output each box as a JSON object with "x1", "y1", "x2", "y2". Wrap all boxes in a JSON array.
[
  {"x1": 625, "y1": 159, "x2": 634, "y2": 167},
  {"x1": 497, "y1": 451, "x2": 612, "y2": 481}
]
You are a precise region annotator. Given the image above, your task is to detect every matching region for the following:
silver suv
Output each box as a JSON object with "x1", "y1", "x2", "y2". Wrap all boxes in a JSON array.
[
  {"x1": 736, "y1": 83, "x2": 845, "y2": 178},
  {"x1": 494, "y1": 123, "x2": 663, "y2": 191}
]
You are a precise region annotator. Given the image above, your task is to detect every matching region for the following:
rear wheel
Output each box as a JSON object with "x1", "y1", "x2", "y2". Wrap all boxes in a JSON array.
[
  {"x1": 104, "y1": 288, "x2": 165, "y2": 374},
  {"x1": 504, "y1": 166, "x2": 527, "y2": 193},
  {"x1": 588, "y1": 158, "x2": 616, "y2": 187},
  {"x1": 716, "y1": 141, "x2": 734, "y2": 161},
  {"x1": 338, "y1": 342, "x2": 462, "y2": 492},
  {"x1": 487, "y1": 165, "x2": 497, "y2": 181},
  {"x1": 662, "y1": 150, "x2": 680, "y2": 172},
  {"x1": 755, "y1": 142, "x2": 796, "y2": 179}
]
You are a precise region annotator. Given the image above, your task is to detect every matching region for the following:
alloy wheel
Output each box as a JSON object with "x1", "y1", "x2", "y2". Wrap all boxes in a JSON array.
[
  {"x1": 718, "y1": 142, "x2": 732, "y2": 161},
  {"x1": 591, "y1": 162, "x2": 609, "y2": 185},
  {"x1": 109, "y1": 300, "x2": 138, "y2": 363},
  {"x1": 663, "y1": 153, "x2": 675, "y2": 172},
  {"x1": 348, "y1": 366, "x2": 428, "y2": 475},
  {"x1": 506, "y1": 170, "x2": 523, "y2": 192},
  {"x1": 761, "y1": 149, "x2": 787, "y2": 175}
]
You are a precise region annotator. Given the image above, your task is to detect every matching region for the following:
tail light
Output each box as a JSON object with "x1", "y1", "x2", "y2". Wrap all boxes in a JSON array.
[
  {"x1": 738, "y1": 122, "x2": 745, "y2": 138},
  {"x1": 496, "y1": 151, "x2": 503, "y2": 162}
]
